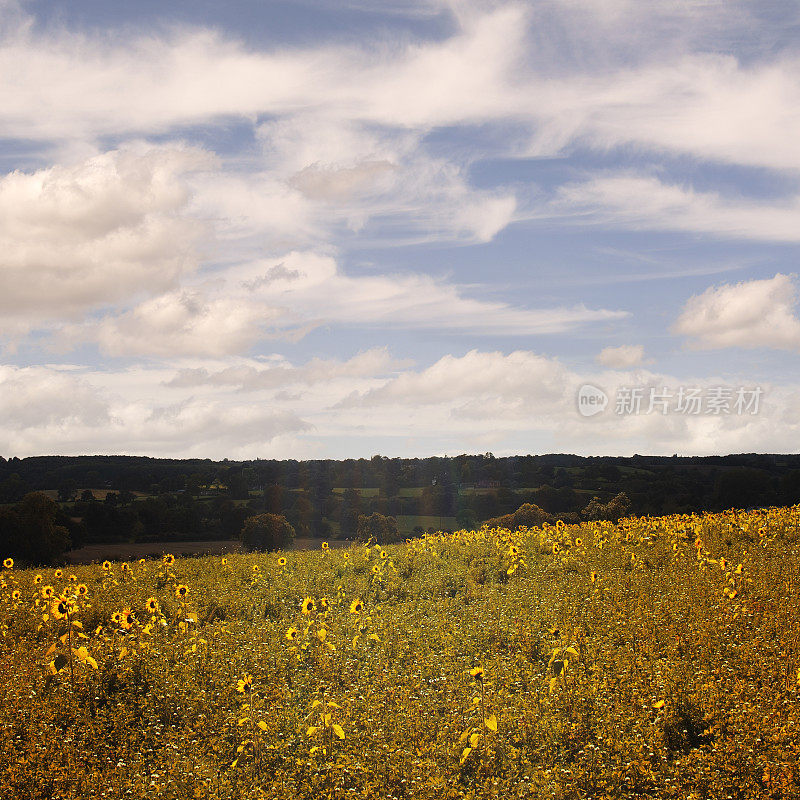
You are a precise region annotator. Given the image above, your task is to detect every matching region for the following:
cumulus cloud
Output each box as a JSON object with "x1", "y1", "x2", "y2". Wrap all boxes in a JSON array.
[
  {"x1": 596, "y1": 344, "x2": 645, "y2": 368},
  {"x1": 0, "y1": 144, "x2": 213, "y2": 336},
  {"x1": 673, "y1": 274, "x2": 800, "y2": 351}
]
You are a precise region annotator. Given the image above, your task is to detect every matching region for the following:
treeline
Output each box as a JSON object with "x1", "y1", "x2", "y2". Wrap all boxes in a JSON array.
[{"x1": 1, "y1": 453, "x2": 800, "y2": 563}]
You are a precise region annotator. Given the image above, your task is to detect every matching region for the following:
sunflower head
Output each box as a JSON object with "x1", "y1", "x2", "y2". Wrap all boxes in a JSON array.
[
  {"x1": 145, "y1": 597, "x2": 159, "y2": 614},
  {"x1": 120, "y1": 608, "x2": 136, "y2": 630},
  {"x1": 68, "y1": 573, "x2": 77, "y2": 583},
  {"x1": 111, "y1": 611, "x2": 123, "y2": 625},
  {"x1": 102, "y1": 561, "x2": 112, "y2": 571},
  {"x1": 41, "y1": 585, "x2": 55, "y2": 599},
  {"x1": 236, "y1": 674, "x2": 253, "y2": 694},
  {"x1": 175, "y1": 584, "x2": 189, "y2": 600},
  {"x1": 319, "y1": 597, "x2": 329, "y2": 611},
  {"x1": 77, "y1": 583, "x2": 88, "y2": 596},
  {"x1": 2, "y1": 558, "x2": 12, "y2": 569},
  {"x1": 33, "y1": 574, "x2": 43, "y2": 584},
  {"x1": 11, "y1": 589, "x2": 20, "y2": 601},
  {"x1": 278, "y1": 557, "x2": 287, "y2": 567},
  {"x1": 321, "y1": 542, "x2": 329, "y2": 550},
  {"x1": 301, "y1": 597, "x2": 315, "y2": 615},
  {"x1": 285, "y1": 626, "x2": 299, "y2": 641},
  {"x1": 470, "y1": 666, "x2": 485, "y2": 682},
  {"x1": 121, "y1": 563, "x2": 130, "y2": 572},
  {"x1": 51, "y1": 596, "x2": 72, "y2": 619},
  {"x1": 221, "y1": 557, "x2": 227, "y2": 566},
  {"x1": 574, "y1": 538, "x2": 583, "y2": 548},
  {"x1": 349, "y1": 598, "x2": 363, "y2": 614},
  {"x1": 163, "y1": 554, "x2": 175, "y2": 566}
]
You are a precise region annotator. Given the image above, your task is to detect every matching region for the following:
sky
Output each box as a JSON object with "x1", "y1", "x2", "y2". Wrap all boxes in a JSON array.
[{"x1": 1, "y1": 0, "x2": 800, "y2": 460}]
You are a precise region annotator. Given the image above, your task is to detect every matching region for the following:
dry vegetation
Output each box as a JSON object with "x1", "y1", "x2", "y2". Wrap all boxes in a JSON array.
[{"x1": 1, "y1": 507, "x2": 799, "y2": 799}]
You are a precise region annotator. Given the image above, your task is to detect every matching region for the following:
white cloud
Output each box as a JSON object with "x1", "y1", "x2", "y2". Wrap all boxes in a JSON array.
[
  {"x1": 552, "y1": 174, "x2": 800, "y2": 242},
  {"x1": 673, "y1": 273, "x2": 800, "y2": 351},
  {"x1": 0, "y1": 144, "x2": 213, "y2": 335},
  {"x1": 61, "y1": 251, "x2": 626, "y2": 356},
  {"x1": 597, "y1": 344, "x2": 645, "y2": 368}
]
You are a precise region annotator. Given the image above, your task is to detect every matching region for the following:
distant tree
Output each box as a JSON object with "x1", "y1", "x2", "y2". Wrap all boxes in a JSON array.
[
  {"x1": 0, "y1": 492, "x2": 71, "y2": 565},
  {"x1": 715, "y1": 468, "x2": 775, "y2": 510},
  {"x1": 484, "y1": 503, "x2": 552, "y2": 530},
  {"x1": 240, "y1": 513, "x2": 295, "y2": 552},
  {"x1": 57, "y1": 479, "x2": 78, "y2": 502},
  {"x1": 80, "y1": 489, "x2": 96, "y2": 502},
  {"x1": 581, "y1": 492, "x2": 632, "y2": 523},
  {"x1": 356, "y1": 512, "x2": 400, "y2": 544}
]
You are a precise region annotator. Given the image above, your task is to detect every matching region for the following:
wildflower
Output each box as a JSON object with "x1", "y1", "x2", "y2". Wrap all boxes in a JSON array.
[
  {"x1": 301, "y1": 597, "x2": 315, "y2": 615},
  {"x1": 470, "y1": 666, "x2": 485, "y2": 681},
  {"x1": 221, "y1": 557, "x2": 227, "y2": 566},
  {"x1": 278, "y1": 557, "x2": 287, "y2": 567},
  {"x1": 102, "y1": 561, "x2": 112, "y2": 571},
  {"x1": 145, "y1": 597, "x2": 159, "y2": 614},
  {"x1": 321, "y1": 542, "x2": 329, "y2": 550},
  {"x1": 121, "y1": 563, "x2": 130, "y2": 573},
  {"x1": 54, "y1": 569, "x2": 63, "y2": 579},
  {"x1": 175, "y1": 584, "x2": 189, "y2": 600},
  {"x1": 11, "y1": 589, "x2": 20, "y2": 601},
  {"x1": 33, "y1": 574, "x2": 43, "y2": 584},
  {"x1": 77, "y1": 584, "x2": 88, "y2": 597},
  {"x1": 120, "y1": 608, "x2": 136, "y2": 630},
  {"x1": 68, "y1": 573, "x2": 78, "y2": 583},
  {"x1": 350, "y1": 598, "x2": 363, "y2": 614},
  {"x1": 41, "y1": 585, "x2": 55, "y2": 599},
  {"x1": 163, "y1": 554, "x2": 175, "y2": 565},
  {"x1": 2, "y1": 558, "x2": 12, "y2": 569},
  {"x1": 380, "y1": 550, "x2": 387, "y2": 560},
  {"x1": 285, "y1": 626, "x2": 299, "y2": 641},
  {"x1": 236, "y1": 674, "x2": 253, "y2": 694},
  {"x1": 111, "y1": 611, "x2": 123, "y2": 626}
]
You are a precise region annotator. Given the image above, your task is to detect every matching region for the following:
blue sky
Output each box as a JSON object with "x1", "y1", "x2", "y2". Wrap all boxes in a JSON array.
[{"x1": 1, "y1": 0, "x2": 799, "y2": 459}]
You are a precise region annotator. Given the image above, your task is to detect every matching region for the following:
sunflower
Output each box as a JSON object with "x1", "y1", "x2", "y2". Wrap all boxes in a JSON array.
[
  {"x1": 349, "y1": 598, "x2": 363, "y2": 614},
  {"x1": 2, "y1": 558, "x2": 12, "y2": 569},
  {"x1": 221, "y1": 557, "x2": 227, "y2": 566},
  {"x1": 54, "y1": 569, "x2": 63, "y2": 579},
  {"x1": 102, "y1": 561, "x2": 112, "y2": 571},
  {"x1": 590, "y1": 572, "x2": 598, "y2": 584},
  {"x1": 68, "y1": 574, "x2": 78, "y2": 583},
  {"x1": 77, "y1": 583, "x2": 89, "y2": 596},
  {"x1": 552, "y1": 543, "x2": 560, "y2": 554},
  {"x1": 236, "y1": 674, "x2": 253, "y2": 694},
  {"x1": 574, "y1": 538, "x2": 583, "y2": 548},
  {"x1": 508, "y1": 545, "x2": 520, "y2": 557},
  {"x1": 41, "y1": 585, "x2": 55, "y2": 599},
  {"x1": 470, "y1": 666, "x2": 485, "y2": 681},
  {"x1": 11, "y1": 590, "x2": 20, "y2": 602},
  {"x1": 301, "y1": 597, "x2": 315, "y2": 615},
  {"x1": 175, "y1": 584, "x2": 189, "y2": 600},
  {"x1": 319, "y1": 597, "x2": 329, "y2": 611},
  {"x1": 285, "y1": 626, "x2": 299, "y2": 641},
  {"x1": 33, "y1": 574, "x2": 43, "y2": 584},
  {"x1": 278, "y1": 557, "x2": 287, "y2": 567},
  {"x1": 51, "y1": 596, "x2": 73, "y2": 620},
  {"x1": 120, "y1": 608, "x2": 136, "y2": 630},
  {"x1": 163, "y1": 554, "x2": 175, "y2": 566},
  {"x1": 121, "y1": 563, "x2": 130, "y2": 573},
  {"x1": 371, "y1": 564, "x2": 381, "y2": 574},
  {"x1": 342, "y1": 552, "x2": 350, "y2": 561},
  {"x1": 145, "y1": 597, "x2": 159, "y2": 614},
  {"x1": 138, "y1": 558, "x2": 146, "y2": 566},
  {"x1": 110, "y1": 611, "x2": 123, "y2": 626},
  {"x1": 380, "y1": 550, "x2": 387, "y2": 560},
  {"x1": 321, "y1": 542, "x2": 329, "y2": 550}
]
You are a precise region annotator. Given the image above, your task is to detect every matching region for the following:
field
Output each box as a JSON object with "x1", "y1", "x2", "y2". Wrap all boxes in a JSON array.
[{"x1": 1, "y1": 508, "x2": 799, "y2": 799}]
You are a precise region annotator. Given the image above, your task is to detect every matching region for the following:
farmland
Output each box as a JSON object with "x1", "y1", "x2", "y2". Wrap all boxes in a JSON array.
[{"x1": 1, "y1": 506, "x2": 798, "y2": 799}]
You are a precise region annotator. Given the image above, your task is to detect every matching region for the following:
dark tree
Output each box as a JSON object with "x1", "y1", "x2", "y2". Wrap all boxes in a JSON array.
[
  {"x1": 0, "y1": 492, "x2": 71, "y2": 565},
  {"x1": 356, "y1": 512, "x2": 400, "y2": 545},
  {"x1": 241, "y1": 513, "x2": 295, "y2": 552}
]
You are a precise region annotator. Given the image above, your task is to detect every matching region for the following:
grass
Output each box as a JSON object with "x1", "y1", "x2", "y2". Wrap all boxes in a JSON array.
[{"x1": 1, "y1": 506, "x2": 799, "y2": 799}]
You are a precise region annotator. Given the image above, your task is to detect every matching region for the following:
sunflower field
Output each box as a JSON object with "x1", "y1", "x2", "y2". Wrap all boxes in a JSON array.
[{"x1": 1, "y1": 506, "x2": 799, "y2": 799}]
